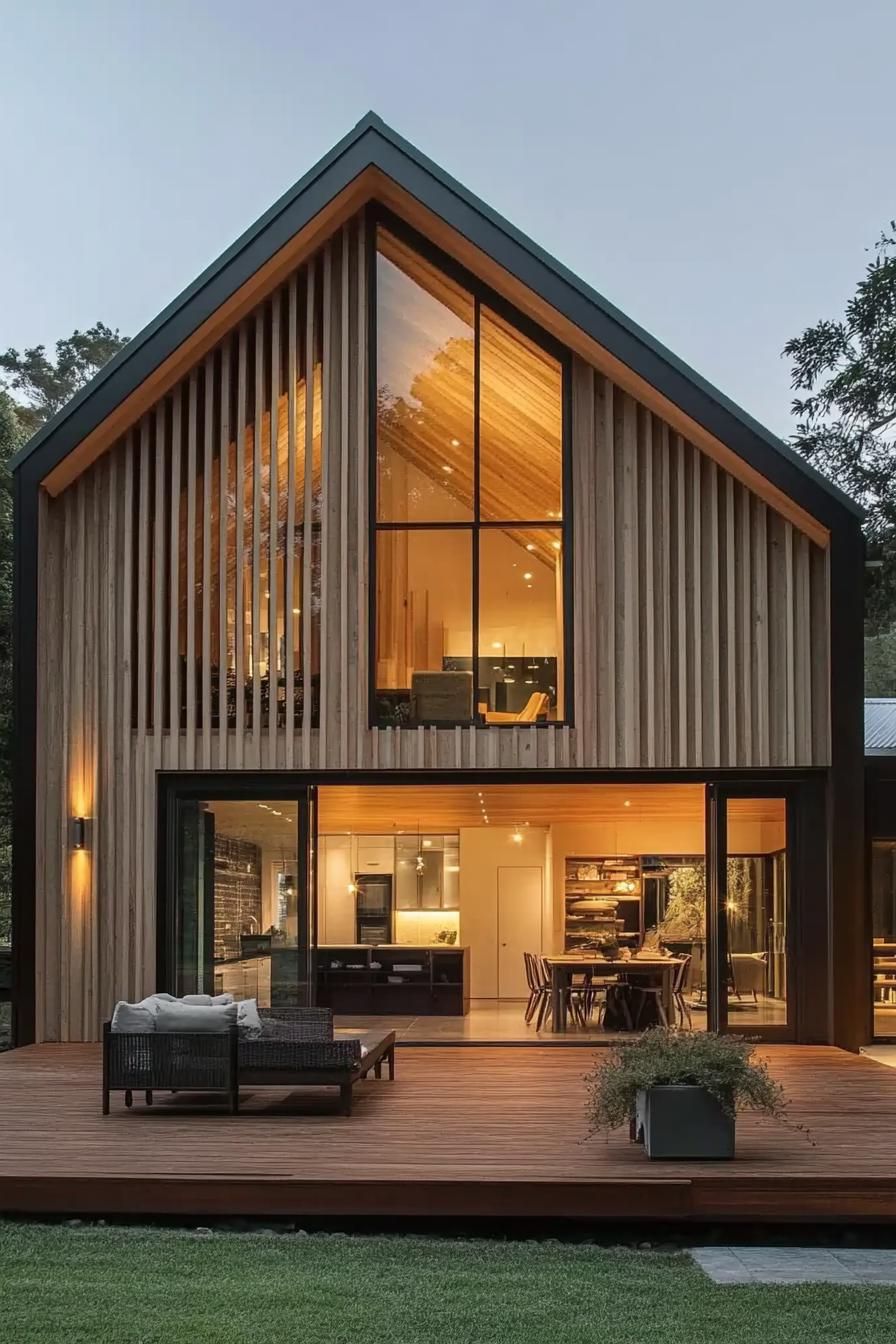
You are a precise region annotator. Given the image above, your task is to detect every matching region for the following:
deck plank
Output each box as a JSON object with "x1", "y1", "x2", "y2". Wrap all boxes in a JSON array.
[{"x1": 1, "y1": 1045, "x2": 895, "y2": 1220}]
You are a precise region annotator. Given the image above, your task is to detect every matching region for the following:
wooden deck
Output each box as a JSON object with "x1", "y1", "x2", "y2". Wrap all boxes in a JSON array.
[{"x1": 1, "y1": 1044, "x2": 895, "y2": 1222}]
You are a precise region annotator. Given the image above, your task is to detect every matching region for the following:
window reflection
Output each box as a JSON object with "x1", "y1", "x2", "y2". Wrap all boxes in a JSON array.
[
  {"x1": 479, "y1": 308, "x2": 563, "y2": 522},
  {"x1": 373, "y1": 226, "x2": 566, "y2": 727},
  {"x1": 376, "y1": 231, "x2": 474, "y2": 523},
  {"x1": 725, "y1": 798, "x2": 788, "y2": 1021},
  {"x1": 478, "y1": 528, "x2": 562, "y2": 721},
  {"x1": 375, "y1": 530, "x2": 473, "y2": 725}
]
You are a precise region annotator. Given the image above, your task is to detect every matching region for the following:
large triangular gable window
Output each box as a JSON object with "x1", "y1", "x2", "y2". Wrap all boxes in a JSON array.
[{"x1": 371, "y1": 221, "x2": 570, "y2": 728}]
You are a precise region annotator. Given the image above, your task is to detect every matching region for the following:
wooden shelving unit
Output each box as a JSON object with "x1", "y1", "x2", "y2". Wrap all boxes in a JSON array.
[
  {"x1": 564, "y1": 856, "x2": 643, "y2": 951},
  {"x1": 872, "y1": 941, "x2": 896, "y2": 1006}
]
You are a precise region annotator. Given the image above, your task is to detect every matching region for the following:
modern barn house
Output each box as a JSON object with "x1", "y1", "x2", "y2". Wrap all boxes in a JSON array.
[{"x1": 9, "y1": 113, "x2": 871, "y2": 1081}]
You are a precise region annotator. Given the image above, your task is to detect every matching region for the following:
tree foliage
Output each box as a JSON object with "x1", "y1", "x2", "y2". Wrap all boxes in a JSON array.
[
  {"x1": 0, "y1": 323, "x2": 129, "y2": 437},
  {"x1": 784, "y1": 224, "x2": 896, "y2": 634},
  {"x1": 0, "y1": 326, "x2": 128, "y2": 961}
]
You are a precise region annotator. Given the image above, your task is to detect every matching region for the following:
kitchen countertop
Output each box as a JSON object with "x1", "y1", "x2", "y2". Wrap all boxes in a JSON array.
[{"x1": 318, "y1": 943, "x2": 466, "y2": 950}]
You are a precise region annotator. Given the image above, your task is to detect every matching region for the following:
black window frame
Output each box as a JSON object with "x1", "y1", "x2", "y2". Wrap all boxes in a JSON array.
[{"x1": 367, "y1": 206, "x2": 574, "y2": 729}]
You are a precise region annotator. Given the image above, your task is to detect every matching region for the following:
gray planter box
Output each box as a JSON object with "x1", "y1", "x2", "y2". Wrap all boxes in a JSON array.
[{"x1": 635, "y1": 1085, "x2": 735, "y2": 1160}]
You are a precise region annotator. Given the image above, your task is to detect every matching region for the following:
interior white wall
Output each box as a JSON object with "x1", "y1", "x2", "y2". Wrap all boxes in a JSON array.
[
  {"x1": 319, "y1": 835, "x2": 354, "y2": 944},
  {"x1": 459, "y1": 826, "x2": 549, "y2": 998}
]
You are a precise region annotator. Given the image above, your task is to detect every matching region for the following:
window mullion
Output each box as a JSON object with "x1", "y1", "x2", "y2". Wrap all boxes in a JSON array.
[{"x1": 472, "y1": 298, "x2": 481, "y2": 721}]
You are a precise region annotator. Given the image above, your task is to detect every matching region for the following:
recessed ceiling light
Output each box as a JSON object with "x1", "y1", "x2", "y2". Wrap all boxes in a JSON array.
[
  {"x1": 551, "y1": 540, "x2": 561, "y2": 551},
  {"x1": 442, "y1": 464, "x2": 453, "y2": 473},
  {"x1": 526, "y1": 543, "x2": 536, "y2": 552},
  {"x1": 624, "y1": 800, "x2": 631, "y2": 808},
  {"x1": 523, "y1": 572, "x2": 533, "y2": 580},
  {"x1": 450, "y1": 437, "x2": 460, "y2": 447}
]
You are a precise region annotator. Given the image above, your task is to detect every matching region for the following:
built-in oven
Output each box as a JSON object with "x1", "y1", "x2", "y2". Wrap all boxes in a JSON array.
[{"x1": 355, "y1": 873, "x2": 393, "y2": 945}]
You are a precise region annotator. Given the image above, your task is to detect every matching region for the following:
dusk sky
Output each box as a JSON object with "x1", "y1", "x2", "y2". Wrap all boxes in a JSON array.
[{"x1": 3, "y1": 0, "x2": 894, "y2": 436}]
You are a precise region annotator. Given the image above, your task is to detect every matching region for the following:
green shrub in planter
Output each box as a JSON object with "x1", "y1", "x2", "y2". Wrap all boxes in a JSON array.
[{"x1": 584, "y1": 1028, "x2": 792, "y2": 1160}]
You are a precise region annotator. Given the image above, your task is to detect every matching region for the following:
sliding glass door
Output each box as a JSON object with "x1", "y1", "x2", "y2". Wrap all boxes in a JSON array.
[
  {"x1": 706, "y1": 786, "x2": 792, "y2": 1037},
  {"x1": 166, "y1": 785, "x2": 318, "y2": 1007}
]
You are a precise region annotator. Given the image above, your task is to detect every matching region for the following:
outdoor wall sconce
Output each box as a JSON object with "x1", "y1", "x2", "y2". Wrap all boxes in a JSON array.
[{"x1": 70, "y1": 816, "x2": 90, "y2": 851}]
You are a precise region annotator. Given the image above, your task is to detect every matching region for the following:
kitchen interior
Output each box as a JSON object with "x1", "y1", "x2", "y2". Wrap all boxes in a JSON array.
[{"x1": 204, "y1": 783, "x2": 788, "y2": 1041}]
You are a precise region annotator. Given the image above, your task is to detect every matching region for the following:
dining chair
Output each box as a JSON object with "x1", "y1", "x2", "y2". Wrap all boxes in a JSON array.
[
  {"x1": 628, "y1": 965, "x2": 674, "y2": 1030},
  {"x1": 537, "y1": 956, "x2": 597, "y2": 1030},
  {"x1": 523, "y1": 952, "x2": 547, "y2": 1025},
  {"x1": 672, "y1": 954, "x2": 692, "y2": 1027}
]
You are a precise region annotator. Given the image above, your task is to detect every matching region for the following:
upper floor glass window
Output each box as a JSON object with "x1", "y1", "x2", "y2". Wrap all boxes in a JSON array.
[{"x1": 372, "y1": 224, "x2": 567, "y2": 727}]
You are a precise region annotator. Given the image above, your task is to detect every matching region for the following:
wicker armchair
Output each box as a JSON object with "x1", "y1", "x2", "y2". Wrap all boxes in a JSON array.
[
  {"x1": 240, "y1": 1008, "x2": 394, "y2": 1115},
  {"x1": 102, "y1": 1021, "x2": 238, "y2": 1114}
]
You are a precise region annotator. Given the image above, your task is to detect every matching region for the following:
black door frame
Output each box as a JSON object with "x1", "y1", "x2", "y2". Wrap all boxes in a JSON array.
[
  {"x1": 706, "y1": 781, "x2": 799, "y2": 1040},
  {"x1": 157, "y1": 766, "x2": 822, "y2": 1039},
  {"x1": 158, "y1": 777, "x2": 319, "y2": 1003}
]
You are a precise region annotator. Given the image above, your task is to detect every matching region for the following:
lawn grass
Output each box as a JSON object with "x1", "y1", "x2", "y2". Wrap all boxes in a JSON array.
[{"x1": 1, "y1": 1222, "x2": 895, "y2": 1344}]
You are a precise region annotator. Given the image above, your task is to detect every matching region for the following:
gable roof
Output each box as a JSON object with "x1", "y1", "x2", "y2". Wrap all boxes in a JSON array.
[{"x1": 10, "y1": 112, "x2": 861, "y2": 534}]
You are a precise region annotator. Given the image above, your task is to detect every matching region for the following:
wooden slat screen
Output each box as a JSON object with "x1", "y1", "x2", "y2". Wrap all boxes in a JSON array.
[
  {"x1": 571, "y1": 363, "x2": 830, "y2": 768},
  {"x1": 33, "y1": 215, "x2": 831, "y2": 1040}
]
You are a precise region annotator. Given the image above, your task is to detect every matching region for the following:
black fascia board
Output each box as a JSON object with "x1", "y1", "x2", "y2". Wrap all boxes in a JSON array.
[{"x1": 11, "y1": 112, "x2": 859, "y2": 533}]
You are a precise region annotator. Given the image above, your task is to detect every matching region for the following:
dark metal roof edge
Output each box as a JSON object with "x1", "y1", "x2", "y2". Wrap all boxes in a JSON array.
[
  {"x1": 9, "y1": 112, "x2": 382, "y2": 474},
  {"x1": 9, "y1": 111, "x2": 863, "y2": 525}
]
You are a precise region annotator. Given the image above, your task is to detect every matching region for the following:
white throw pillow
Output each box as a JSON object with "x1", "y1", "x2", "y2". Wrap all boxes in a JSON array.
[
  {"x1": 181, "y1": 993, "x2": 234, "y2": 1006},
  {"x1": 236, "y1": 998, "x2": 263, "y2": 1039},
  {"x1": 154, "y1": 1001, "x2": 238, "y2": 1033},
  {"x1": 111, "y1": 1001, "x2": 156, "y2": 1034},
  {"x1": 138, "y1": 993, "x2": 177, "y2": 1018}
]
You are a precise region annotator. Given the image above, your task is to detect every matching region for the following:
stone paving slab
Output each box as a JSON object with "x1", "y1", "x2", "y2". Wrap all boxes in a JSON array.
[{"x1": 691, "y1": 1247, "x2": 896, "y2": 1285}]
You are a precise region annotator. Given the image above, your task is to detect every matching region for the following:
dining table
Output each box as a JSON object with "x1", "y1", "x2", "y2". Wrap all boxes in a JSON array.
[{"x1": 544, "y1": 954, "x2": 682, "y2": 1033}]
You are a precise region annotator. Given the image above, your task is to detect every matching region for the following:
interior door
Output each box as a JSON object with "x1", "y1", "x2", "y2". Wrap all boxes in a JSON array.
[
  {"x1": 497, "y1": 866, "x2": 543, "y2": 999},
  {"x1": 707, "y1": 785, "x2": 792, "y2": 1037}
]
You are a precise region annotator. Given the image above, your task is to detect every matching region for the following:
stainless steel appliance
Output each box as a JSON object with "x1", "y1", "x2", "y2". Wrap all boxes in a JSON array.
[{"x1": 355, "y1": 873, "x2": 393, "y2": 945}]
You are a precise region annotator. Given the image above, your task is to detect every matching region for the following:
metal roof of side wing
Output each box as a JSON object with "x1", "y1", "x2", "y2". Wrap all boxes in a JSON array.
[{"x1": 9, "y1": 111, "x2": 862, "y2": 528}]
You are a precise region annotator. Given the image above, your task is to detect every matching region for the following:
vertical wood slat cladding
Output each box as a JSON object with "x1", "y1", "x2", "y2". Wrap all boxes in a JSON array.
[
  {"x1": 571, "y1": 362, "x2": 830, "y2": 769},
  {"x1": 34, "y1": 220, "x2": 831, "y2": 1040}
]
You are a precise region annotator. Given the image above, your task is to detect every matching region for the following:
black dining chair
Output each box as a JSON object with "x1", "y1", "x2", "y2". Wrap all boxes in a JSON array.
[
  {"x1": 628, "y1": 964, "x2": 677, "y2": 1030},
  {"x1": 538, "y1": 956, "x2": 599, "y2": 1030},
  {"x1": 523, "y1": 952, "x2": 549, "y2": 1025},
  {"x1": 672, "y1": 954, "x2": 693, "y2": 1027}
]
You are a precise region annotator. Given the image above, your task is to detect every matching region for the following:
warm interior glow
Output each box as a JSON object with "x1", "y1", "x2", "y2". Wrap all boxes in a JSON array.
[{"x1": 374, "y1": 228, "x2": 565, "y2": 725}]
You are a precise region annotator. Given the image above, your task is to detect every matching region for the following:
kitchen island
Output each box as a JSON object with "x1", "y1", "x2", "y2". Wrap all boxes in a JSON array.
[{"x1": 316, "y1": 944, "x2": 470, "y2": 1016}]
